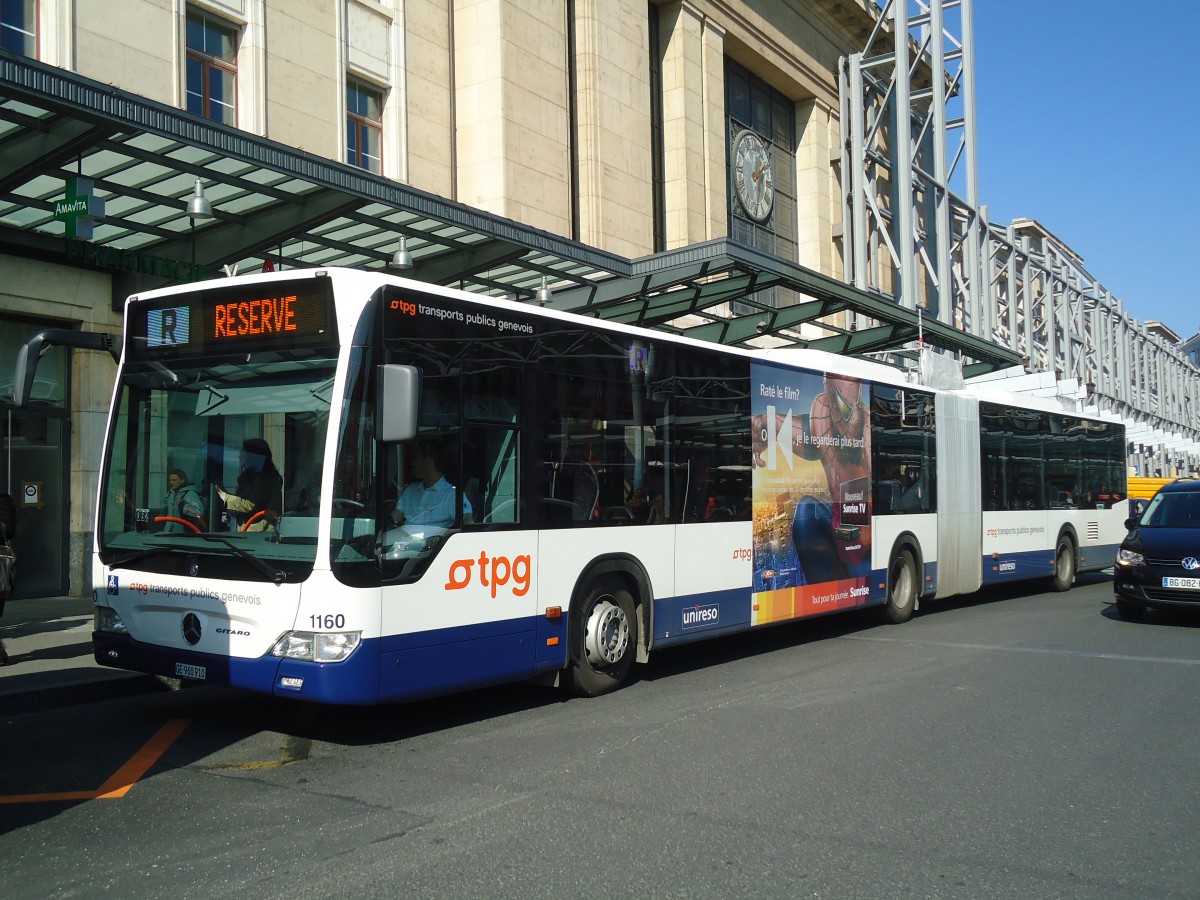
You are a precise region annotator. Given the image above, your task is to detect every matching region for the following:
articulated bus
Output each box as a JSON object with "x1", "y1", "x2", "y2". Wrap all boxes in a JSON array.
[{"x1": 91, "y1": 268, "x2": 1128, "y2": 704}]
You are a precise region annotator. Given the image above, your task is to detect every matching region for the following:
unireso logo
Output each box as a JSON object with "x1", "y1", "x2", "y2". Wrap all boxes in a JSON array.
[{"x1": 682, "y1": 602, "x2": 719, "y2": 630}]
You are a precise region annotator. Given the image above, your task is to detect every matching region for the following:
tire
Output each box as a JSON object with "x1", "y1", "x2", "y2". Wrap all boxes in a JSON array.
[
  {"x1": 1115, "y1": 599, "x2": 1145, "y2": 622},
  {"x1": 566, "y1": 574, "x2": 638, "y2": 697},
  {"x1": 1050, "y1": 535, "x2": 1076, "y2": 592},
  {"x1": 883, "y1": 548, "x2": 917, "y2": 624}
]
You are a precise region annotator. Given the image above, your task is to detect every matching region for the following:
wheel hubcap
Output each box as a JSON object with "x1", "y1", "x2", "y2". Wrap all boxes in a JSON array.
[
  {"x1": 583, "y1": 598, "x2": 629, "y2": 667},
  {"x1": 893, "y1": 562, "x2": 912, "y2": 605}
]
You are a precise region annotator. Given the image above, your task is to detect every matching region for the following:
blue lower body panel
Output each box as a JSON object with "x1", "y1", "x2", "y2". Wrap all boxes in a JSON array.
[
  {"x1": 376, "y1": 617, "x2": 547, "y2": 703},
  {"x1": 979, "y1": 542, "x2": 1119, "y2": 585},
  {"x1": 651, "y1": 576, "x2": 888, "y2": 650}
]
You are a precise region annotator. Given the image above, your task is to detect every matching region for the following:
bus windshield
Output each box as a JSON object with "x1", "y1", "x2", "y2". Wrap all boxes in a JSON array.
[{"x1": 98, "y1": 346, "x2": 338, "y2": 582}]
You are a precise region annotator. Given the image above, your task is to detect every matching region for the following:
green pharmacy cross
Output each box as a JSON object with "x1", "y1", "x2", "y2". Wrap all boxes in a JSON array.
[{"x1": 54, "y1": 176, "x2": 106, "y2": 240}]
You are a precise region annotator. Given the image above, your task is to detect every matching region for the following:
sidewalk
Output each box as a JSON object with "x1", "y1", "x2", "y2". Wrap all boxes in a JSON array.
[{"x1": 0, "y1": 595, "x2": 161, "y2": 713}]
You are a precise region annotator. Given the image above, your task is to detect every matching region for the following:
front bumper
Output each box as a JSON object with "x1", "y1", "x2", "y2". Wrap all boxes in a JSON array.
[
  {"x1": 93, "y1": 631, "x2": 381, "y2": 704},
  {"x1": 1113, "y1": 574, "x2": 1200, "y2": 611}
]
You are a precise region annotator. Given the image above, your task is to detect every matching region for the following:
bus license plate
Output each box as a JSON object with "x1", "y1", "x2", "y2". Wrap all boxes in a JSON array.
[
  {"x1": 1163, "y1": 577, "x2": 1200, "y2": 590},
  {"x1": 175, "y1": 662, "x2": 206, "y2": 680}
]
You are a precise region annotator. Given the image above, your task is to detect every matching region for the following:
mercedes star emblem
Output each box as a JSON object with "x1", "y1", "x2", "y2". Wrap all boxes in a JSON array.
[{"x1": 181, "y1": 613, "x2": 202, "y2": 645}]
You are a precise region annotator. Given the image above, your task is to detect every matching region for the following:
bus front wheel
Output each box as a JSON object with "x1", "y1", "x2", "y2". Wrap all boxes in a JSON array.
[
  {"x1": 1051, "y1": 535, "x2": 1076, "y2": 592},
  {"x1": 883, "y1": 548, "x2": 917, "y2": 624},
  {"x1": 567, "y1": 575, "x2": 637, "y2": 697}
]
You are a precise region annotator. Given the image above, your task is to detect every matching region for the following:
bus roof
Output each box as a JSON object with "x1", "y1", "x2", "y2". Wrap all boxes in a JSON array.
[{"x1": 124, "y1": 268, "x2": 1101, "y2": 419}]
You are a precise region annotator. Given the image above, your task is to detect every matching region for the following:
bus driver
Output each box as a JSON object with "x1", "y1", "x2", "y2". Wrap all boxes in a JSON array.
[{"x1": 390, "y1": 441, "x2": 471, "y2": 535}]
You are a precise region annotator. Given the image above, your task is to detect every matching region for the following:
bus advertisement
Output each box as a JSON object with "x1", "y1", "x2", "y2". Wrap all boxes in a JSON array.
[
  {"x1": 86, "y1": 268, "x2": 1128, "y2": 705},
  {"x1": 751, "y1": 366, "x2": 872, "y2": 622}
]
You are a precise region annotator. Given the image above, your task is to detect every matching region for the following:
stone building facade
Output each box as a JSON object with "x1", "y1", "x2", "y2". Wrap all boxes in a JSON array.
[{"x1": 0, "y1": 0, "x2": 879, "y2": 595}]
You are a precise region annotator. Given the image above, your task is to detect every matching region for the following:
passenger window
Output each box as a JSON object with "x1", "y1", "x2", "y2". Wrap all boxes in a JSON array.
[{"x1": 461, "y1": 426, "x2": 520, "y2": 525}]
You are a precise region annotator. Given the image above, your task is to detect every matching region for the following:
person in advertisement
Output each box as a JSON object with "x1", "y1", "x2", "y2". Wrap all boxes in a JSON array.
[{"x1": 803, "y1": 373, "x2": 871, "y2": 578}]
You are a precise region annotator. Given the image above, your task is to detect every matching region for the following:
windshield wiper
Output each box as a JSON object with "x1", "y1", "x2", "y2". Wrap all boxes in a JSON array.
[
  {"x1": 111, "y1": 538, "x2": 287, "y2": 584},
  {"x1": 110, "y1": 546, "x2": 176, "y2": 569},
  {"x1": 202, "y1": 535, "x2": 288, "y2": 584},
  {"x1": 309, "y1": 376, "x2": 335, "y2": 406}
]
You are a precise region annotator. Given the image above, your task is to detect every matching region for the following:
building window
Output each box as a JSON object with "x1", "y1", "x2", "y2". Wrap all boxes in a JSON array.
[
  {"x1": 346, "y1": 78, "x2": 383, "y2": 174},
  {"x1": 726, "y1": 59, "x2": 797, "y2": 313},
  {"x1": 186, "y1": 9, "x2": 237, "y2": 125},
  {"x1": 726, "y1": 60, "x2": 797, "y2": 256},
  {"x1": 1, "y1": 0, "x2": 36, "y2": 56}
]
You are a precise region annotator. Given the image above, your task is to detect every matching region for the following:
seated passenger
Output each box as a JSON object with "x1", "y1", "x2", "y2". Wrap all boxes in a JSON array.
[
  {"x1": 626, "y1": 487, "x2": 650, "y2": 523},
  {"x1": 163, "y1": 468, "x2": 206, "y2": 532}
]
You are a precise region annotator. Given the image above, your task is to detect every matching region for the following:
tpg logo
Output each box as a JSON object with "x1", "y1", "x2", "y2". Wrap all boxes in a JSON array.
[
  {"x1": 682, "y1": 602, "x2": 719, "y2": 630},
  {"x1": 389, "y1": 299, "x2": 417, "y2": 316},
  {"x1": 445, "y1": 551, "x2": 531, "y2": 599}
]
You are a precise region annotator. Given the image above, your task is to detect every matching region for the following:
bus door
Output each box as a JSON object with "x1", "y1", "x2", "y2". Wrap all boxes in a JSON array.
[{"x1": 376, "y1": 422, "x2": 536, "y2": 699}]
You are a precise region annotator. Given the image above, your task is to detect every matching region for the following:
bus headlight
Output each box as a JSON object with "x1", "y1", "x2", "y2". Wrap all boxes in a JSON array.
[
  {"x1": 1116, "y1": 548, "x2": 1144, "y2": 567},
  {"x1": 270, "y1": 631, "x2": 361, "y2": 663},
  {"x1": 94, "y1": 606, "x2": 128, "y2": 634}
]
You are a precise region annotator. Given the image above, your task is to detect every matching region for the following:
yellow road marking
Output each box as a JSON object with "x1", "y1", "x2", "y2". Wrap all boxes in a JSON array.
[
  {"x1": 0, "y1": 718, "x2": 191, "y2": 805},
  {"x1": 200, "y1": 735, "x2": 310, "y2": 771}
]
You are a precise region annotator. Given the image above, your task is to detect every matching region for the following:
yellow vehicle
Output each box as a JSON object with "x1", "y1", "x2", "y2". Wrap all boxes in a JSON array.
[{"x1": 1127, "y1": 476, "x2": 1175, "y2": 501}]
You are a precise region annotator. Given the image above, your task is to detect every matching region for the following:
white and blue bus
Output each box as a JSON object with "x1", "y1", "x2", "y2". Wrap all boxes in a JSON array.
[{"x1": 91, "y1": 268, "x2": 1128, "y2": 703}]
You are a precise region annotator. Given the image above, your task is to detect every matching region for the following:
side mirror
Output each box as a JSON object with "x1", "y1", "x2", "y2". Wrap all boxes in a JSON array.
[
  {"x1": 1124, "y1": 517, "x2": 1138, "y2": 531},
  {"x1": 378, "y1": 364, "x2": 420, "y2": 443}
]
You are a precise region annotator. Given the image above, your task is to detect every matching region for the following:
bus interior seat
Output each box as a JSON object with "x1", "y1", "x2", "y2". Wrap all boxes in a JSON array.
[
  {"x1": 875, "y1": 481, "x2": 901, "y2": 514},
  {"x1": 572, "y1": 463, "x2": 599, "y2": 521},
  {"x1": 605, "y1": 505, "x2": 634, "y2": 523},
  {"x1": 463, "y1": 476, "x2": 482, "y2": 524}
]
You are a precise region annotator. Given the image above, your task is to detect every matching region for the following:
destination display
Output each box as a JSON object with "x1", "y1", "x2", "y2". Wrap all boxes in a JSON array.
[{"x1": 129, "y1": 276, "x2": 336, "y2": 358}]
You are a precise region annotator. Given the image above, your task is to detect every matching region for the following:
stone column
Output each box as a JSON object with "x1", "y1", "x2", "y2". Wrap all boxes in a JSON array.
[
  {"x1": 658, "y1": 1, "x2": 727, "y2": 249},
  {"x1": 404, "y1": 0, "x2": 454, "y2": 196},
  {"x1": 795, "y1": 98, "x2": 842, "y2": 278},
  {"x1": 454, "y1": 0, "x2": 571, "y2": 234},
  {"x1": 571, "y1": 0, "x2": 654, "y2": 257}
]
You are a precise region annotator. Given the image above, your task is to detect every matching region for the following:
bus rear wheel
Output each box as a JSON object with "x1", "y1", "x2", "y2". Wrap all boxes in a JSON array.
[
  {"x1": 567, "y1": 574, "x2": 637, "y2": 697},
  {"x1": 883, "y1": 548, "x2": 917, "y2": 624},
  {"x1": 1051, "y1": 535, "x2": 1076, "y2": 592}
]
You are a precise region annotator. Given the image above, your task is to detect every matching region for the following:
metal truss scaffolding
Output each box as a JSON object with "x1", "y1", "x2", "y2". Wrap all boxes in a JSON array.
[{"x1": 841, "y1": 0, "x2": 1200, "y2": 475}]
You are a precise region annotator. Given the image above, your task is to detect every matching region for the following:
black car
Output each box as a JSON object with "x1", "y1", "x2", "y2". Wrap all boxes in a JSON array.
[{"x1": 1114, "y1": 478, "x2": 1200, "y2": 621}]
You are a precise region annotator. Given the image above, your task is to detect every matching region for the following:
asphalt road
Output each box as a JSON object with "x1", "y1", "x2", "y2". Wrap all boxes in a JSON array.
[{"x1": 2, "y1": 574, "x2": 1198, "y2": 899}]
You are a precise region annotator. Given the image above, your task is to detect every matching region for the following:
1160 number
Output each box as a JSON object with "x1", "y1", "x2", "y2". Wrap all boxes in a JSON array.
[{"x1": 309, "y1": 614, "x2": 346, "y2": 629}]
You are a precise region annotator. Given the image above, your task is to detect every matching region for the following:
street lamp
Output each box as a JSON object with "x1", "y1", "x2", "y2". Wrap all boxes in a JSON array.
[
  {"x1": 536, "y1": 275, "x2": 552, "y2": 306},
  {"x1": 391, "y1": 236, "x2": 413, "y2": 270},
  {"x1": 186, "y1": 178, "x2": 213, "y2": 269}
]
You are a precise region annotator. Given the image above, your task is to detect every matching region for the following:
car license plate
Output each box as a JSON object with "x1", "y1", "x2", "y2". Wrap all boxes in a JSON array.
[
  {"x1": 1162, "y1": 577, "x2": 1200, "y2": 590},
  {"x1": 175, "y1": 662, "x2": 206, "y2": 680}
]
